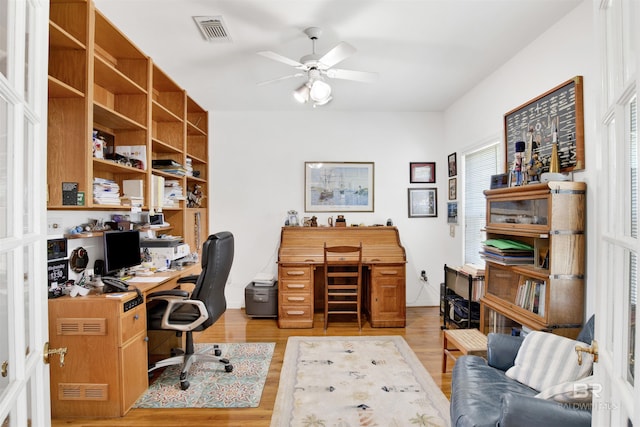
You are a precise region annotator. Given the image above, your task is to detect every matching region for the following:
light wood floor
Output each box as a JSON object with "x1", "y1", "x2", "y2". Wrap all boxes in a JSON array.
[{"x1": 52, "y1": 307, "x2": 452, "y2": 427}]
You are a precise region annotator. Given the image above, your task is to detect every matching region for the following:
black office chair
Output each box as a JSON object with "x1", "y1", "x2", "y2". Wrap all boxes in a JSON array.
[{"x1": 147, "y1": 231, "x2": 234, "y2": 390}]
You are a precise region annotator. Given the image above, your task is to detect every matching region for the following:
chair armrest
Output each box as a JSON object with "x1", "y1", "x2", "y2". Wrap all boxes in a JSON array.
[
  {"x1": 147, "y1": 289, "x2": 190, "y2": 299},
  {"x1": 487, "y1": 333, "x2": 525, "y2": 370},
  {"x1": 177, "y1": 275, "x2": 199, "y2": 284},
  {"x1": 151, "y1": 296, "x2": 208, "y2": 332},
  {"x1": 499, "y1": 393, "x2": 591, "y2": 427}
]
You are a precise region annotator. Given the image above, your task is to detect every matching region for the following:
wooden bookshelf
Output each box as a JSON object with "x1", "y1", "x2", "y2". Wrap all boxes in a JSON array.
[{"x1": 479, "y1": 181, "x2": 586, "y2": 338}]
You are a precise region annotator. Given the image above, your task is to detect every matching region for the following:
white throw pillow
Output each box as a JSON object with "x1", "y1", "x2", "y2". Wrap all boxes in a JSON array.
[
  {"x1": 535, "y1": 375, "x2": 595, "y2": 403},
  {"x1": 505, "y1": 331, "x2": 593, "y2": 392}
]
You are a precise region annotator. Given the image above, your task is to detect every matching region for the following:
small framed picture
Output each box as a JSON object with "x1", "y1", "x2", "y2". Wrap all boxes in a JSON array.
[
  {"x1": 409, "y1": 162, "x2": 436, "y2": 183},
  {"x1": 448, "y1": 152, "x2": 457, "y2": 177},
  {"x1": 447, "y1": 202, "x2": 458, "y2": 224},
  {"x1": 448, "y1": 178, "x2": 457, "y2": 200},
  {"x1": 408, "y1": 188, "x2": 437, "y2": 218}
]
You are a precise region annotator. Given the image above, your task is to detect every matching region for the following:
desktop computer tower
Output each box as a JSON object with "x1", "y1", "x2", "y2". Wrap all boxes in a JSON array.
[{"x1": 244, "y1": 282, "x2": 278, "y2": 318}]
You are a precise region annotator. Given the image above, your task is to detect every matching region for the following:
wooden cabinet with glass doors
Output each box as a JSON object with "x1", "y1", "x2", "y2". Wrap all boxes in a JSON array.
[{"x1": 480, "y1": 181, "x2": 585, "y2": 338}]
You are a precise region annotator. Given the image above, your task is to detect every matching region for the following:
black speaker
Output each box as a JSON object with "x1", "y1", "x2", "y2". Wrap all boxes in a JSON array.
[{"x1": 94, "y1": 259, "x2": 104, "y2": 276}]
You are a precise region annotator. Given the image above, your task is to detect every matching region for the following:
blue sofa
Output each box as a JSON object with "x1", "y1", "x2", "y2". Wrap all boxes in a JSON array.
[{"x1": 450, "y1": 316, "x2": 595, "y2": 427}]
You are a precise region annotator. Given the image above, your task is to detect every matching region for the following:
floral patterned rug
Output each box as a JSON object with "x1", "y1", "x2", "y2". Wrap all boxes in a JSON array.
[
  {"x1": 270, "y1": 336, "x2": 450, "y2": 426},
  {"x1": 134, "y1": 342, "x2": 274, "y2": 408}
]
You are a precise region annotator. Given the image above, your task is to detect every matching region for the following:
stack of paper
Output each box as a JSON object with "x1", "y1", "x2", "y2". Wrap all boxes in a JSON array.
[
  {"x1": 93, "y1": 177, "x2": 120, "y2": 205},
  {"x1": 164, "y1": 180, "x2": 185, "y2": 207},
  {"x1": 253, "y1": 273, "x2": 276, "y2": 287}
]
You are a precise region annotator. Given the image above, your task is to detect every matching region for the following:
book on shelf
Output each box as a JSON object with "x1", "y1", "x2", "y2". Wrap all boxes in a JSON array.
[
  {"x1": 514, "y1": 279, "x2": 546, "y2": 316},
  {"x1": 480, "y1": 252, "x2": 534, "y2": 265}
]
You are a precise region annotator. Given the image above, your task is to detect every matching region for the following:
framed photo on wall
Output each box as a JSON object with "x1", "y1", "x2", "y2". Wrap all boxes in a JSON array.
[
  {"x1": 448, "y1": 153, "x2": 457, "y2": 177},
  {"x1": 447, "y1": 202, "x2": 458, "y2": 224},
  {"x1": 448, "y1": 177, "x2": 457, "y2": 200},
  {"x1": 409, "y1": 162, "x2": 436, "y2": 183},
  {"x1": 305, "y1": 161, "x2": 374, "y2": 212},
  {"x1": 408, "y1": 188, "x2": 437, "y2": 218}
]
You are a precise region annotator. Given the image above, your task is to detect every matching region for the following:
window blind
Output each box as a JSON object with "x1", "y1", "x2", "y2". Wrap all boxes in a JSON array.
[{"x1": 464, "y1": 143, "x2": 499, "y2": 265}]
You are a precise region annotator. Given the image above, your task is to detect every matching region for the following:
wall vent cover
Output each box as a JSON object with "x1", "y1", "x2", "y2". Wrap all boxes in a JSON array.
[{"x1": 193, "y1": 16, "x2": 231, "y2": 42}]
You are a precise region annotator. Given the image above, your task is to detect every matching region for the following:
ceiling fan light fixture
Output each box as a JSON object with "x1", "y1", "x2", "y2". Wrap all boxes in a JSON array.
[
  {"x1": 293, "y1": 83, "x2": 310, "y2": 103},
  {"x1": 313, "y1": 96, "x2": 333, "y2": 108},
  {"x1": 309, "y1": 80, "x2": 331, "y2": 103}
]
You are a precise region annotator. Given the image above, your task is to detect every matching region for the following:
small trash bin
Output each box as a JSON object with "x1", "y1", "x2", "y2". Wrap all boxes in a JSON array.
[{"x1": 244, "y1": 281, "x2": 278, "y2": 318}]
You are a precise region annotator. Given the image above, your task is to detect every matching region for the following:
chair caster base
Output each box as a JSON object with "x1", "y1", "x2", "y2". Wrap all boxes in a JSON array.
[{"x1": 225, "y1": 364, "x2": 233, "y2": 372}]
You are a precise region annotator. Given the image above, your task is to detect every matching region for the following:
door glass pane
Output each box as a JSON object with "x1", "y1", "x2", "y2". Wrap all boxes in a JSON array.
[
  {"x1": 24, "y1": 0, "x2": 32, "y2": 103},
  {"x1": 23, "y1": 246, "x2": 31, "y2": 354},
  {"x1": 622, "y1": 0, "x2": 637, "y2": 82},
  {"x1": 630, "y1": 263, "x2": 637, "y2": 387},
  {"x1": 0, "y1": 0, "x2": 7, "y2": 78},
  {"x1": 631, "y1": 97, "x2": 637, "y2": 239},
  {"x1": 0, "y1": 95, "x2": 7, "y2": 238},
  {"x1": 0, "y1": 252, "x2": 9, "y2": 399},
  {"x1": 26, "y1": 375, "x2": 33, "y2": 427},
  {"x1": 23, "y1": 119, "x2": 33, "y2": 234},
  {"x1": 628, "y1": 97, "x2": 637, "y2": 385}
]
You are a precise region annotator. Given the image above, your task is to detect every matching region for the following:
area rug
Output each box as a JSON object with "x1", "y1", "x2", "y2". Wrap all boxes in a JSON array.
[
  {"x1": 134, "y1": 342, "x2": 275, "y2": 408},
  {"x1": 270, "y1": 336, "x2": 450, "y2": 426}
]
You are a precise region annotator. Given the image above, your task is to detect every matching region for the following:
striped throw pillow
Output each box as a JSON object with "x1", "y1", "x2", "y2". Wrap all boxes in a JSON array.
[{"x1": 505, "y1": 331, "x2": 593, "y2": 392}]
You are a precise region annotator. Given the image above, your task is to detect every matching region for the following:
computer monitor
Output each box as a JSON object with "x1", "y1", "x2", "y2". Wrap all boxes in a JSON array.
[{"x1": 102, "y1": 230, "x2": 141, "y2": 276}]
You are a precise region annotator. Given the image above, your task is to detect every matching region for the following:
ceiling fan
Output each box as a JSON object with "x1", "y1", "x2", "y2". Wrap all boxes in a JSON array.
[{"x1": 258, "y1": 27, "x2": 378, "y2": 107}]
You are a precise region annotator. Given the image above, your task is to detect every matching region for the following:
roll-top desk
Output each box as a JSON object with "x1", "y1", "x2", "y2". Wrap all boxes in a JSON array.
[{"x1": 277, "y1": 226, "x2": 407, "y2": 328}]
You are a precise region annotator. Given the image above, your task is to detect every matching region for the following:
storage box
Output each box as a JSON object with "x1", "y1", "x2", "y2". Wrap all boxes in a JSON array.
[{"x1": 245, "y1": 282, "x2": 278, "y2": 318}]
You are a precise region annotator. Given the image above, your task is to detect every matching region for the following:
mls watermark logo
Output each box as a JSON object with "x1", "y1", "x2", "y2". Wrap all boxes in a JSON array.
[{"x1": 573, "y1": 382, "x2": 601, "y2": 399}]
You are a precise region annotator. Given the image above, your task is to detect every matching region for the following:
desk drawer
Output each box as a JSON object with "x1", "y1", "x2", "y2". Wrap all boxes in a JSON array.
[
  {"x1": 120, "y1": 305, "x2": 146, "y2": 344},
  {"x1": 280, "y1": 266, "x2": 311, "y2": 280},
  {"x1": 279, "y1": 279, "x2": 312, "y2": 294},
  {"x1": 372, "y1": 265, "x2": 404, "y2": 279},
  {"x1": 279, "y1": 292, "x2": 312, "y2": 305},
  {"x1": 279, "y1": 304, "x2": 313, "y2": 320}
]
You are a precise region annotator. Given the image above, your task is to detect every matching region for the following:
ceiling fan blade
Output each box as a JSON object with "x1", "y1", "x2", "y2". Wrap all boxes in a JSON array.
[
  {"x1": 325, "y1": 68, "x2": 378, "y2": 83},
  {"x1": 257, "y1": 50, "x2": 305, "y2": 68},
  {"x1": 257, "y1": 73, "x2": 305, "y2": 86},
  {"x1": 317, "y1": 41, "x2": 357, "y2": 69}
]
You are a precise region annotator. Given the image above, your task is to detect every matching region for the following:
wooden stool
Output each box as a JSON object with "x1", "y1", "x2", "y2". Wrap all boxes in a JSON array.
[{"x1": 442, "y1": 328, "x2": 487, "y2": 373}]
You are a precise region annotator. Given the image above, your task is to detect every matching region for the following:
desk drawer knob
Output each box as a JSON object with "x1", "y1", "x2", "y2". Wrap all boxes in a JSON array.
[
  {"x1": 133, "y1": 314, "x2": 139, "y2": 320},
  {"x1": 286, "y1": 310, "x2": 305, "y2": 316},
  {"x1": 287, "y1": 284, "x2": 305, "y2": 289},
  {"x1": 380, "y1": 270, "x2": 398, "y2": 275},
  {"x1": 287, "y1": 296, "x2": 305, "y2": 302}
]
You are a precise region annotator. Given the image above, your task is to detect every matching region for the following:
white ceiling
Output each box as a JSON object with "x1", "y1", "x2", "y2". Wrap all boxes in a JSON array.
[{"x1": 94, "y1": 0, "x2": 583, "y2": 112}]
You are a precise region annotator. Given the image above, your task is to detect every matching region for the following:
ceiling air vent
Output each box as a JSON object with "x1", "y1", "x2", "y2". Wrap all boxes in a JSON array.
[{"x1": 193, "y1": 16, "x2": 231, "y2": 42}]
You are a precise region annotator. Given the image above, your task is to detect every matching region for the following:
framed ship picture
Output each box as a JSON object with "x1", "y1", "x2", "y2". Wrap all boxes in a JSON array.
[{"x1": 304, "y1": 162, "x2": 374, "y2": 212}]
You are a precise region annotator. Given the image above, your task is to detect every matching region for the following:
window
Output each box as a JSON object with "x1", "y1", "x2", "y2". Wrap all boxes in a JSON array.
[{"x1": 464, "y1": 143, "x2": 499, "y2": 265}]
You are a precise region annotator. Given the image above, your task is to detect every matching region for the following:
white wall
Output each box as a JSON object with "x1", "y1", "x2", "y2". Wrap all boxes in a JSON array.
[
  {"x1": 443, "y1": 1, "x2": 597, "y2": 315},
  {"x1": 211, "y1": 111, "x2": 455, "y2": 308}
]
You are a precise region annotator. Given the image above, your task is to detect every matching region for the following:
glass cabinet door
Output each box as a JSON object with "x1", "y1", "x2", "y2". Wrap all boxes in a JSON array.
[{"x1": 487, "y1": 196, "x2": 549, "y2": 228}]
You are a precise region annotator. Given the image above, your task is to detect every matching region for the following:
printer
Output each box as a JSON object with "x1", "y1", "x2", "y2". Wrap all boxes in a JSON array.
[{"x1": 140, "y1": 237, "x2": 190, "y2": 269}]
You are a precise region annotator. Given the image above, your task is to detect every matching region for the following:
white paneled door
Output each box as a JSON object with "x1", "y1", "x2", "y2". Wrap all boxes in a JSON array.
[
  {"x1": 0, "y1": 0, "x2": 51, "y2": 425},
  {"x1": 594, "y1": 0, "x2": 639, "y2": 426}
]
